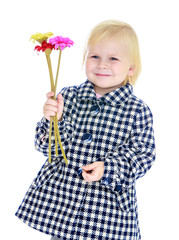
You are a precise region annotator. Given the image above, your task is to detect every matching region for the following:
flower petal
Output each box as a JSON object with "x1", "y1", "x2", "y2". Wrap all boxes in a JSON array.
[{"x1": 49, "y1": 36, "x2": 74, "y2": 51}]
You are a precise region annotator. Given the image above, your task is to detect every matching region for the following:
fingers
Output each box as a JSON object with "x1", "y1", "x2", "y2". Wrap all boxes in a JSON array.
[
  {"x1": 82, "y1": 171, "x2": 97, "y2": 182},
  {"x1": 82, "y1": 162, "x2": 104, "y2": 182},
  {"x1": 43, "y1": 103, "x2": 58, "y2": 120},
  {"x1": 82, "y1": 163, "x2": 95, "y2": 172},
  {"x1": 43, "y1": 104, "x2": 58, "y2": 121},
  {"x1": 43, "y1": 92, "x2": 64, "y2": 121},
  {"x1": 46, "y1": 91, "x2": 55, "y2": 99},
  {"x1": 57, "y1": 94, "x2": 64, "y2": 109}
]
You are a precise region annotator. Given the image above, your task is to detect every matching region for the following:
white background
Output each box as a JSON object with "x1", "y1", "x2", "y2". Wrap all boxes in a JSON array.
[{"x1": 1, "y1": 0, "x2": 179, "y2": 239}]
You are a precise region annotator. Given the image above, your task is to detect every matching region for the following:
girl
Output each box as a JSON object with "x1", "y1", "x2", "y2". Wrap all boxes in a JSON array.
[{"x1": 16, "y1": 20, "x2": 156, "y2": 240}]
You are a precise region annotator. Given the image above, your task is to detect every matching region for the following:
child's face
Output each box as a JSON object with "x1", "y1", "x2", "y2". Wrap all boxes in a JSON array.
[{"x1": 85, "y1": 38, "x2": 134, "y2": 95}]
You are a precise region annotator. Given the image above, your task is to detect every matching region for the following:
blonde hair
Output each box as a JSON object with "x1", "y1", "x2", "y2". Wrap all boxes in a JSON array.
[{"x1": 83, "y1": 20, "x2": 141, "y2": 86}]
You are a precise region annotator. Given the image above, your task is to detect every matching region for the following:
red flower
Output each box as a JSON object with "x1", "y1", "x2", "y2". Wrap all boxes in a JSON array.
[{"x1": 34, "y1": 40, "x2": 54, "y2": 52}]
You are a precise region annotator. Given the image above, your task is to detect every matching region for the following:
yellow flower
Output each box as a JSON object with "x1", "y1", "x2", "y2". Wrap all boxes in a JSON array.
[{"x1": 30, "y1": 32, "x2": 54, "y2": 44}]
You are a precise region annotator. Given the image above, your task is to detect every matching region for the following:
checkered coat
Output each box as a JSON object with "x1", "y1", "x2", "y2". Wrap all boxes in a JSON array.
[{"x1": 16, "y1": 80, "x2": 156, "y2": 240}]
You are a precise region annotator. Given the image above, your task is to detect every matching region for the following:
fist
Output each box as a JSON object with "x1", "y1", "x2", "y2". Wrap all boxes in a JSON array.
[
  {"x1": 82, "y1": 161, "x2": 104, "y2": 182},
  {"x1": 43, "y1": 92, "x2": 64, "y2": 121}
]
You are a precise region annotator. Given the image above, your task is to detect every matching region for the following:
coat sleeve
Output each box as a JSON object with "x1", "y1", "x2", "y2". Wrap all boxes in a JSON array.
[
  {"x1": 34, "y1": 87, "x2": 75, "y2": 158},
  {"x1": 101, "y1": 103, "x2": 156, "y2": 191}
]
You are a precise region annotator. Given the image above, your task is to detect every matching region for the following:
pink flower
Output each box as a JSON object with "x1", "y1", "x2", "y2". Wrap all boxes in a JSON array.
[{"x1": 49, "y1": 36, "x2": 74, "y2": 50}]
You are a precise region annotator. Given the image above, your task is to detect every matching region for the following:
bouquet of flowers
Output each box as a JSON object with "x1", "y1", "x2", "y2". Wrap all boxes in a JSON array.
[{"x1": 30, "y1": 32, "x2": 74, "y2": 164}]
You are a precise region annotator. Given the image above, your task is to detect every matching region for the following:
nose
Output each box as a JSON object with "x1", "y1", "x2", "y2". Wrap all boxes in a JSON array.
[{"x1": 97, "y1": 58, "x2": 108, "y2": 69}]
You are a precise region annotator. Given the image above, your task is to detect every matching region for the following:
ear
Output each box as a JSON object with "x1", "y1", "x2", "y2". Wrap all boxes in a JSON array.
[{"x1": 128, "y1": 65, "x2": 135, "y2": 76}]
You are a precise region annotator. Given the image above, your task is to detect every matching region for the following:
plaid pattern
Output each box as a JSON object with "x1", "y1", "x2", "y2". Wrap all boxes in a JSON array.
[{"x1": 16, "y1": 80, "x2": 156, "y2": 240}]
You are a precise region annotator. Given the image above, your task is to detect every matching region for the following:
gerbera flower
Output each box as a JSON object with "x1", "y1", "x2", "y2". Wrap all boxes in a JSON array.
[
  {"x1": 49, "y1": 36, "x2": 74, "y2": 50},
  {"x1": 30, "y1": 32, "x2": 53, "y2": 44},
  {"x1": 34, "y1": 40, "x2": 54, "y2": 52}
]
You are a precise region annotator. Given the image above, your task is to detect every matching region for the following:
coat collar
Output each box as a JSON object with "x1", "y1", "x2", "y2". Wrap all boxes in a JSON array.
[{"x1": 77, "y1": 80, "x2": 133, "y2": 106}]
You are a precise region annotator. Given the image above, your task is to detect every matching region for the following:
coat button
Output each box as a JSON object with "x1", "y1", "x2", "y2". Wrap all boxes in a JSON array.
[
  {"x1": 82, "y1": 133, "x2": 92, "y2": 143},
  {"x1": 104, "y1": 177, "x2": 113, "y2": 185},
  {"x1": 114, "y1": 185, "x2": 122, "y2": 192},
  {"x1": 77, "y1": 168, "x2": 83, "y2": 175},
  {"x1": 91, "y1": 105, "x2": 100, "y2": 115}
]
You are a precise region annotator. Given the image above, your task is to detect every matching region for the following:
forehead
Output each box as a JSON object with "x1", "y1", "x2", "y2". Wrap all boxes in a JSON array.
[{"x1": 88, "y1": 38, "x2": 129, "y2": 56}]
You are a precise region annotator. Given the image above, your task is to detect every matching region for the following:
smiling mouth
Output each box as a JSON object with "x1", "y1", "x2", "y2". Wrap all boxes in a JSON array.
[{"x1": 95, "y1": 73, "x2": 111, "y2": 77}]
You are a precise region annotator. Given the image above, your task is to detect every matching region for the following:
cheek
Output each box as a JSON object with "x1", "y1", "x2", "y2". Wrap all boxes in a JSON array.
[
  {"x1": 85, "y1": 61, "x2": 93, "y2": 74},
  {"x1": 111, "y1": 65, "x2": 121, "y2": 75},
  {"x1": 113, "y1": 65, "x2": 129, "y2": 76}
]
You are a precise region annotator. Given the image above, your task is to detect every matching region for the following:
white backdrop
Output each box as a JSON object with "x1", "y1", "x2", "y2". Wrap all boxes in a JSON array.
[{"x1": 1, "y1": 0, "x2": 179, "y2": 239}]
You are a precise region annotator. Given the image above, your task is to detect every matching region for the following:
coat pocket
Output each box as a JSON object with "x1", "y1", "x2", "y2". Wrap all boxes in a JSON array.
[{"x1": 31, "y1": 157, "x2": 63, "y2": 190}]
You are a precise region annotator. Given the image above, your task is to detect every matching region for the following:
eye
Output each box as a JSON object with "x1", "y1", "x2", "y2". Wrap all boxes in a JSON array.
[
  {"x1": 109, "y1": 57, "x2": 119, "y2": 61},
  {"x1": 91, "y1": 55, "x2": 99, "y2": 59}
]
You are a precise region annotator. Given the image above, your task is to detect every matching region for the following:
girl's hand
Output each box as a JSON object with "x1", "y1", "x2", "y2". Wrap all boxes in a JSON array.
[
  {"x1": 43, "y1": 92, "x2": 64, "y2": 121},
  {"x1": 82, "y1": 161, "x2": 104, "y2": 182}
]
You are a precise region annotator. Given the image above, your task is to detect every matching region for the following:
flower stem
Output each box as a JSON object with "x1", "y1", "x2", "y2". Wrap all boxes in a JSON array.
[
  {"x1": 54, "y1": 49, "x2": 62, "y2": 94},
  {"x1": 45, "y1": 50, "x2": 55, "y2": 92},
  {"x1": 45, "y1": 48, "x2": 68, "y2": 165},
  {"x1": 55, "y1": 115, "x2": 68, "y2": 165},
  {"x1": 45, "y1": 50, "x2": 56, "y2": 163},
  {"x1": 54, "y1": 116, "x2": 58, "y2": 156},
  {"x1": 49, "y1": 117, "x2": 53, "y2": 163},
  {"x1": 54, "y1": 50, "x2": 68, "y2": 164}
]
